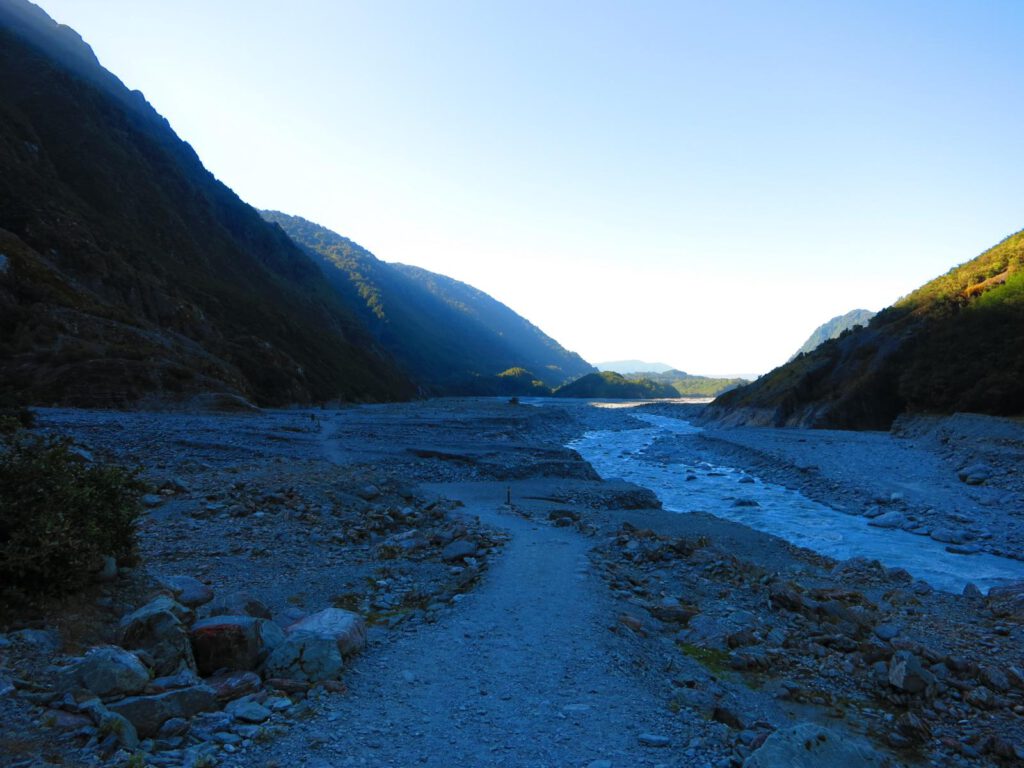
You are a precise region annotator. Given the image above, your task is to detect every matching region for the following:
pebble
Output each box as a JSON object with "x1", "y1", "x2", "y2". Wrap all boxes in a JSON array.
[
  {"x1": 229, "y1": 700, "x2": 272, "y2": 723},
  {"x1": 873, "y1": 623, "x2": 900, "y2": 641}
]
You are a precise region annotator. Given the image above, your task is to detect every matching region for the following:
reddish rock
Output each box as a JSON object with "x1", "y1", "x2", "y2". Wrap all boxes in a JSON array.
[{"x1": 190, "y1": 616, "x2": 285, "y2": 675}]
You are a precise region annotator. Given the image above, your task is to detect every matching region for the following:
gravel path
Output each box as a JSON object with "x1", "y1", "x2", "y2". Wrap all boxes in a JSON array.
[{"x1": 232, "y1": 479, "x2": 707, "y2": 768}]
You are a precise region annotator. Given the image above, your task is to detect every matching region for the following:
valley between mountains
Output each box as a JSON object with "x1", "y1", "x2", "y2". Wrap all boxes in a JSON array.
[
  {"x1": 4, "y1": 399, "x2": 1023, "y2": 768},
  {"x1": 2, "y1": 4, "x2": 1024, "y2": 768}
]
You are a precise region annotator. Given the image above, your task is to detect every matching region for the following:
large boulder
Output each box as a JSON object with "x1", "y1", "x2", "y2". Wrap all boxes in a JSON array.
[
  {"x1": 987, "y1": 581, "x2": 1024, "y2": 620},
  {"x1": 889, "y1": 651, "x2": 936, "y2": 694},
  {"x1": 79, "y1": 700, "x2": 139, "y2": 749},
  {"x1": 60, "y1": 646, "x2": 150, "y2": 700},
  {"x1": 262, "y1": 633, "x2": 344, "y2": 683},
  {"x1": 958, "y1": 463, "x2": 993, "y2": 485},
  {"x1": 286, "y1": 608, "x2": 367, "y2": 657},
  {"x1": 190, "y1": 615, "x2": 285, "y2": 675},
  {"x1": 678, "y1": 611, "x2": 754, "y2": 649},
  {"x1": 120, "y1": 597, "x2": 195, "y2": 676},
  {"x1": 262, "y1": 608, "x2": 367, "y2": 683},
  {"x1": 743, "y1": 723, "x2": 893, "y2": 767},
  {"x1": 441, "y1": 538, "x2": 478, "y2": 562},
  {"x1": 106, "y1": 685, "x2": 217, "y2": 738}
]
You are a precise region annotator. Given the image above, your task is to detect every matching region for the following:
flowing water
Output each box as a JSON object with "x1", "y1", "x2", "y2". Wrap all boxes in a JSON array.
[{"x1": 570, "y1": 412, "x2": 1024, "y2": 593}]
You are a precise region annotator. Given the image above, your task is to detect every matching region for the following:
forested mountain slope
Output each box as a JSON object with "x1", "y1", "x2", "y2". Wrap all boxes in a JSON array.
[
  {"x1": 0, "y1": 0, "x2": 414, "y2": 406},
  {"x1": 262, "y1": 211, "x2": 595, "y2": 394},
  {"x1": 790, "y1": 309, "x2": 876, "y2": 359},
  {"x1": 706, "y1": 229, "x2": 1024, "y2": 429}
]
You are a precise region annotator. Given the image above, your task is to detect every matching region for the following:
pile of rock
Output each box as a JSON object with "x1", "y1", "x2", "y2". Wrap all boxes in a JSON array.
[
  {"x1": 594, "y1": 523, "x2": 1024, "y2": 766},
  {"x1": 40, "y1": 578, "x2": 366, "y2": 764}
]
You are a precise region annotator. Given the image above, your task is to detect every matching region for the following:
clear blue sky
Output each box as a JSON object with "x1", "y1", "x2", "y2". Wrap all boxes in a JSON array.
[{"x1": 34, "y1": 0, "x2": 1024, "y2": 375}]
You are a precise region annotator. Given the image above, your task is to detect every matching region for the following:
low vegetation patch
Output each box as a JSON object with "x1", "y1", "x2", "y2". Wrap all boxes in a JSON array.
[
  {"x1": 677, "y1": 642, "x2": 731, "y2": 675},
  {"x1": 0, "y1": 433, "x2": 144, "y2": 603},
  {"x1": 0, "y1": 390, "x2": 34, "y2": 435}
]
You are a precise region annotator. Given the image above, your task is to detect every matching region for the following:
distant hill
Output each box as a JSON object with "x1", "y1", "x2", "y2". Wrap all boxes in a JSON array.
[
  {"x1": 597, "y1": 360, "x2": 675, "y2": 374},
  {"x1": 455, "y1": 367, "x2": 552, "y2": 397},
  {"x1": 553, "y1": 371, "x2": 678, "y2": 399},
  {"x1": 261, "y1": 211, "x2": 595, "y2": 394},
  {"x1": 706, "y1": 229, "x2": 1024, "y2": 428},
  {"x1": 0, "y1": 0, "x2": 414, "y2": 406},
  {"x1": 789, "y1": 309, "x2": 876, "y2": 360},
  {"x1": 639, "y1": 370, "x2": 749, "y2": 398}
]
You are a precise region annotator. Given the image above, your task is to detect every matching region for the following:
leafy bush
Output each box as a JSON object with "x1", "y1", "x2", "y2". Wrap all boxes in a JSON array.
[
  {"x1": 0, "y1": 435, "x2": 143, "y2": 601},
  {"x1": 0, "y1": 389, "x2": 34, "y2": 435}
]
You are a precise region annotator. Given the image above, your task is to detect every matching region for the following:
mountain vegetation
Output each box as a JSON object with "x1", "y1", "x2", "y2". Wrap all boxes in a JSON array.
[
  {"x1": 455, "y1": 368, "x2": 552, "y2": 397},
  {"x1": 552, "y1": 371, "x2": 678, "y2": 399},
  {"x1": 707, "y1": 228, "x2": 1024, "y2": 428},
  {"x1": 789, "y1": 309, "x2": 876, "y2": 360},
  {"x1": 0, "y1": 0, "x2": 415, "y2": 406},
  {"x1": 636, "y1": 370, "x2": 748, "y2": 397},
  {"x1": 261, "y1": 211, "x2": 594, "y2": 395}
]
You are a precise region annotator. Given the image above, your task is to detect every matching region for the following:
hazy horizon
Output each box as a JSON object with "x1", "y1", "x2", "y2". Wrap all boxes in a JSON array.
[{"x1": 33, "y1": 0, "x2": 1024, "y2": 375}]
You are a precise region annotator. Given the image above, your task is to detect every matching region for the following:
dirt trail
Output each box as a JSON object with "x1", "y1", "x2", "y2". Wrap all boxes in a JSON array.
[{"x1": 233, "y1": 479, "x2": 701, "y2": 768}]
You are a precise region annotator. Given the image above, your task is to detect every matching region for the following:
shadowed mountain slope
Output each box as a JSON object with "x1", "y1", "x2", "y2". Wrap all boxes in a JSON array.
[
  {"x1": 0, "y1": 0, "x2": 414, "y2": 406},
  {"x1": 260, "y1": 211, "x2": 595, "y2": 394},
  {"x1": 706, "y1": 229, "x2": 1024, "y2": 429}
]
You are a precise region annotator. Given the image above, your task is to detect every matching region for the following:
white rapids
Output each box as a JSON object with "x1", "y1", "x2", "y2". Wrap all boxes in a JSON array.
[{"x1": 570, "y1": 413, "x2": 1024, "y2": 594}]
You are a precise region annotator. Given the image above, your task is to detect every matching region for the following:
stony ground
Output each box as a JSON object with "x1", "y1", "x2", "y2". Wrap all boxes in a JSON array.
[{"x1": 0, "y1": 399, "x2": 1022, "y2": 767}]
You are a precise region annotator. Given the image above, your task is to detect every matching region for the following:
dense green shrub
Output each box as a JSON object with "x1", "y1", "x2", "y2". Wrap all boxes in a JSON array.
[{"x1": 0, "y1": 435, "x2": 143, "y2": 600}]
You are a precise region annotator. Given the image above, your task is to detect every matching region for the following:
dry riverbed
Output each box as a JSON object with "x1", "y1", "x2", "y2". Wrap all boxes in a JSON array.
[{"x1": 0, "y1": 399, "x2": 1022, "y2": 767}]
